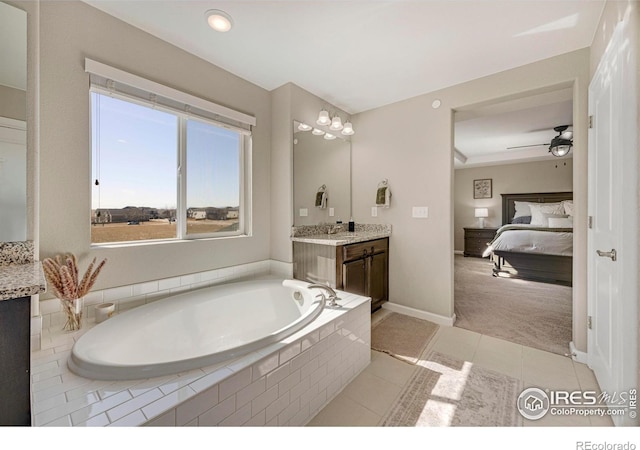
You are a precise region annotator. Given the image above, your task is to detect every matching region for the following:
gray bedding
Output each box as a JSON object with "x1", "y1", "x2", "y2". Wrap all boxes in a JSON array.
[{"x1": 483, "y1": 224, "x2": 573, "y2": 257}]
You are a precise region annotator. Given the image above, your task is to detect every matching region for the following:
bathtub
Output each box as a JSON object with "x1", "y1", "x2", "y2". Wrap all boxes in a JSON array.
[{"x1": 68, "y1": 278, "x2": 325, "y2": 380}]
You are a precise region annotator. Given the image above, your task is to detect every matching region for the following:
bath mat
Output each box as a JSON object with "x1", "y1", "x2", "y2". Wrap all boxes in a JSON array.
[
  {"x1": 371, "y1": 312, "x2": 439, "y2": 364},
  {"x1": 381, "y1": 351, "x2": 523, "y2": 427}
]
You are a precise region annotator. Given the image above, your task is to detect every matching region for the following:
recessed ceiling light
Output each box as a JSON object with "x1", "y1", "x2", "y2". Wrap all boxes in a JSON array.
[{"x1": 205, "y1": 9, "x2": 233, "y2": 32}]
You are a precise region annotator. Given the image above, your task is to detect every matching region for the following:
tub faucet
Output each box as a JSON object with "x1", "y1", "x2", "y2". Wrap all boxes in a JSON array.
[{"x1": 307, "y1": 283, "x2": 340, "y2": 307}]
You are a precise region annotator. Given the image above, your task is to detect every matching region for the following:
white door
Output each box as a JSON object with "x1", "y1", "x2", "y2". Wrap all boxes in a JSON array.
[{"x1": 587, "y1": 18, "x2": 638, "y2": 427}]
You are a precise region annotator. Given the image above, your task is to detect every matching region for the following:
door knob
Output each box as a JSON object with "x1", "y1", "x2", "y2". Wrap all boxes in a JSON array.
[{"x1": 596, "y1": 249, "x2": 617, "y2": 261}]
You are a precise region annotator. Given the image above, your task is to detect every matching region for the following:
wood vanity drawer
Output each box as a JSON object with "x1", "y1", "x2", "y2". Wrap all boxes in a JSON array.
[{"x1": 342, "y1": 238, "x2": 388, "y2": 262}]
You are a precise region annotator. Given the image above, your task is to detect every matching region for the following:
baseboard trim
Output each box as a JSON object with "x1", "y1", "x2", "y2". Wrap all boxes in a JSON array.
[
  {"x1": 569, "y1": 341, "x2": 588, "y2": 364},
  {"x1": 454, "y1": 250, "x2": 464, "y2": 255},
  {"x1": 382, "y1": 302, "x2": 455, "y2": 326}
]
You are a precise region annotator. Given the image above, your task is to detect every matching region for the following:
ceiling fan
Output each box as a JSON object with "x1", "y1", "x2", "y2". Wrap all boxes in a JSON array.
[{"x1": 507, "y1": 125, "x2": 573, "y2": 157}]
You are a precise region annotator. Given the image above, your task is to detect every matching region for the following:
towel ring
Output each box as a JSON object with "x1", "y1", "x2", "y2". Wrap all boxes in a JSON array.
[{"x1": 377, "y1": 179, "x2": 388, "y2": 188}]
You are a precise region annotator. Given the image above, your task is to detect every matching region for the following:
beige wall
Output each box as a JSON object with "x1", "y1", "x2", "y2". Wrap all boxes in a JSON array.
[
  {"x1": 454, "y1": 159, "x2": 573, "y2": 251},
  {"x1": 270, "y1": 82, "x2": 351, "y2": 263},
  {"x1": 0, "y1": 85, "x2": 26, "y2": 121},
  {"x1": 350, "y1": 49, "x2": 590, "y2": 330},
  {"x1": 36, "y1": 1, "x2": 272, "y2": 291}
]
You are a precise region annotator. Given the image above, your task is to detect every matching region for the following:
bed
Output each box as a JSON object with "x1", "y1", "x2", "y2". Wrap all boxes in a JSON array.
[{"x1": 486, "y1": 192, "x2": 573, "y2": 286}]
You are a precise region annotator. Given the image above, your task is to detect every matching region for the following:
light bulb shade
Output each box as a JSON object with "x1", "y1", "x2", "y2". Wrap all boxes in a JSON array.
[
  {"x1": 205, "y1": 10, "x2": 233, "y2": 32},
  {"x1": 341, "y1": 121, "x2": 355, "y2": 135},
  {"x1": 474, "y1": 208, "x2": 489, "y2": 218},
  {"x1": 329, "y1": 116, "x2": 343, "y2": 131},
  {"x1": 324, "y1": 133, "x2": 336, "y2": 140},
  {"x1": 297, "y1": 122, "x2": 312, "y2": 131},
  {"x1": 317, "y1": 110, "x2": 330, "y2": 126},
  {"x1": 312, "y1": 128, "x2": 325, "y2": 136}
]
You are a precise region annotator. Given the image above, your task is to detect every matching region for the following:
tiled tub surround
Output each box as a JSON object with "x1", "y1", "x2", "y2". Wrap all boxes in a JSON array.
[
  {"x1": 31, "y1": 286, "x2": 370, "y2": 426},
  {"x1": 37, "y1": 260, "x2": 290, "y2": 331},
  {"x1": 291, "y1": 224, "x2": 391, "y2": 246}
]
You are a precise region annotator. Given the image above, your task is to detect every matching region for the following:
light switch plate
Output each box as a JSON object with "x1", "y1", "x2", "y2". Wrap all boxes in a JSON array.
[
  {"x1": 371, "y1": 206, "x2": 378, "y2": 217},
  {"x1": 412, "y1": 206, "x2": 429, "y2": 218},
  {"x1": 329, "y1": 207, "x2": 335, "y2": 217},
  {"x1": 299, "y1": 208, "x2": 308, "y2": 217}
]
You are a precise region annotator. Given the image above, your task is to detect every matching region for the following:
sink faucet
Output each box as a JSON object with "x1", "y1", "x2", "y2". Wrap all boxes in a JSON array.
[
  {"x1": 307, "y1": 283, "x2": 340, "y2": 307},
  {"x1": 327, "y1": 224, "x2": 343, "y2": 235}
]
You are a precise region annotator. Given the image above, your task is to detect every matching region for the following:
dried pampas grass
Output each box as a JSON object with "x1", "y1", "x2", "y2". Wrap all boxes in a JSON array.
[{"x1": 43, "y1": 253, "x2": 107, "y2": 330}]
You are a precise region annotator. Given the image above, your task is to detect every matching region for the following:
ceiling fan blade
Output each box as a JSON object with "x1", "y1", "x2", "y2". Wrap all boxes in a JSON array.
[{"x1": 506, "y1": 143, "x2": 549, "y2": 150}]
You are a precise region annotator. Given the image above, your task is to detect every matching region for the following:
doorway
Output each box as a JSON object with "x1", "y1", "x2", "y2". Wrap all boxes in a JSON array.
[{"x1": 452, "y1": 87, "x2": 575, "y2": 356}]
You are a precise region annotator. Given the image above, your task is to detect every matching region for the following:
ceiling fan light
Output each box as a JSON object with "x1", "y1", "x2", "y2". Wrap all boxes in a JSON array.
[
  {"x1": 317, "y1": 109, "x2": 330, "y2": 126},
  {"x1": 549, "y1": 136, "x2": 572, "y2": 157},
  {"x1": 560, "y1": 130, "x2": 573, "y2": 140},
  {"x1": 341, "y1": 121, "x2": 355, "y2": 135},
  {"x1": 329, "y1": 115, "x2": 343, "y2": 131}
]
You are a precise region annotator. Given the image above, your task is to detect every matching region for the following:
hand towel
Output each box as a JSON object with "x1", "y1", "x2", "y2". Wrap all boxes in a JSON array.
[
  {"x1": 316, "y1": 191, "x2": 327, "y2": 208},
  {"x1": 376, "y1": 186, "x2": 391, "y2": 207}
]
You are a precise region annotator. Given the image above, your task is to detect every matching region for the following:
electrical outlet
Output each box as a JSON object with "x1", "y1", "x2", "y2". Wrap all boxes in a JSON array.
[
  {"x1": 371, "y1": 206, "x2": 378, "y2": 217},
  {"x1": 299, "y1": 208, "x2": 308, "y2": 217},
  {"x1": 329, "y1": 207, "x2": 335, "y2": 217}
]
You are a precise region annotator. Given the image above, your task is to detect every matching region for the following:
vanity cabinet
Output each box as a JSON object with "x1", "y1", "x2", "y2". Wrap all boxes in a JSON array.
[
  {"x1": 0, "y1": 296, "x2": 31, "y2": 426},
  {"x1": 338, "y1": 239, "x2": 388, "y2": 311},
  {"x1": 293, "y1": 237, "x2": 389, "y2": 312}
]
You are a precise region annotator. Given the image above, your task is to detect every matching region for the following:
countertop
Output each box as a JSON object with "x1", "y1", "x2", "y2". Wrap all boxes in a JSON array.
[
  {"x1": 291, "y1": 230, "x2": 391, "y2": 246},
  {"x1": 0, "y1": 261, "x2": 47, "y2": 301},
  {"x1": 0, "y1": 241, "x2": 47, "y2": 301}
]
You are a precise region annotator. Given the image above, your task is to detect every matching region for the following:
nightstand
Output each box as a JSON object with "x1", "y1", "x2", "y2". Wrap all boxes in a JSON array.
[{"x1": 463, "y1": 227, "x2": 498, "y2": 257}]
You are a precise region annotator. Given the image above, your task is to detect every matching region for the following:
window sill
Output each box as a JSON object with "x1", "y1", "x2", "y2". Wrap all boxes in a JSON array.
[{"x1": 90, "y1": 233, "x2": 251, "y2": 250}]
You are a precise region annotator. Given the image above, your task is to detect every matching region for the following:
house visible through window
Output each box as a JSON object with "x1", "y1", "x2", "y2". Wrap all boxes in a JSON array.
[{"x1": 91, "y1": 91, "x2": 247, "y2": 244}]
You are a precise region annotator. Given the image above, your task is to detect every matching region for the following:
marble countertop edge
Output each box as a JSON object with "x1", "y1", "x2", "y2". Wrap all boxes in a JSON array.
[
  {"x1": 291, "y1": 231, "x2": 391, "y2": 246},
  {"x1": 0, "y1": 262, "x2": 47, "y2": 301}
]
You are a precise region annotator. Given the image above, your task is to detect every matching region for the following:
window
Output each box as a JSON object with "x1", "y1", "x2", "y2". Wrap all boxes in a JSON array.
[{"x1": 91, "y1": 91, "x2": 248, "y2": 244}]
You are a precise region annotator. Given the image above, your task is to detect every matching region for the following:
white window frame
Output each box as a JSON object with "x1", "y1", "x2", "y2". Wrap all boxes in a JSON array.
[{"x1": 88, "y1": 67, "x2": 253, "y2": 246}]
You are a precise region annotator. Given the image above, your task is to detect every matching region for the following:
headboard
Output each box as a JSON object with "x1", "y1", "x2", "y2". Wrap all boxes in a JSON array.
[{"x1": 501, "y1": 192, "x2": 573, "y2": 225}]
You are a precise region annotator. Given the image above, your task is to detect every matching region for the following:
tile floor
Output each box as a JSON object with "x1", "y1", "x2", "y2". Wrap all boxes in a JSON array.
[{"x1": 308, "y1": 309, "x2": 613, "y2": 427}]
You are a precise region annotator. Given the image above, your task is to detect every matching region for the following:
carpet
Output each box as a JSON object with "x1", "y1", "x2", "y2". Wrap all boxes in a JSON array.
[
  {"x1": 454, "y1": 255, "x2": 572, "y2": 356},
  {"x1": 371, "y1": 312, "x2": 439, "y2": 364},
  {"x1": 381, "y1": 351, "x2": 523, "y2": 427}
]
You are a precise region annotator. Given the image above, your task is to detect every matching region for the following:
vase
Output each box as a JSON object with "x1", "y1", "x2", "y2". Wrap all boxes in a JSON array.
[{"x1": 61, "y1": 297, "x2": 83, "y2": 331}]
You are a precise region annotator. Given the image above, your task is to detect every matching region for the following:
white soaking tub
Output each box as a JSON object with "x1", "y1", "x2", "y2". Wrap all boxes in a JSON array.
[{"x1": 68, "y1": 279, "x2": 325, "y2": 380}]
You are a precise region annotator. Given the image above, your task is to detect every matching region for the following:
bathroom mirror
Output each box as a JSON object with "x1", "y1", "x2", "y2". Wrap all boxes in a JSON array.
[
  {"x1": 293, "y1": 121, "x2": 351, "y2": 226},
  {"x1": 0, "y1": 2, "x2": 28, "y2": 241}
]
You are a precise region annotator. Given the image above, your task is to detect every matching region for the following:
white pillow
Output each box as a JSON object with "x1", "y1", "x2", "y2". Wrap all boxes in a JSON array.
[
  {"x1": 530, "y1": 203, "x2": 564, "y2": 226},
  {"x1": 548, "y1": 216, "x2": 573, "y2": 228},
  {"x1": 562, "y1": 200, "x2": 574, "y2": 216},
  {"x1": 513, "y1": 201, "x2": 535, "y2": 219}
]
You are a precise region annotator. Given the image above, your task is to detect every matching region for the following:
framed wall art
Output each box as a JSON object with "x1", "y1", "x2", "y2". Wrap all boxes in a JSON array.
[{"x1": 473, "y1": 178, "x2": 492, "y2": 199}]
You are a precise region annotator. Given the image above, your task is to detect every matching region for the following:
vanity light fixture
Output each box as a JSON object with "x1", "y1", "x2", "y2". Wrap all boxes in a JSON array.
[
  {"x1": 324, "y1": 132, "x2": 336, "y2": 140},
  {"x1": 329, "y1": 115, "x2": 343, "y2": 131},
  {"x1": 312, "y1": 128, "x2": 325, "y2": 136},
  {"x1": 316, "y1": 108, "x2": 355, "y2": 135},
  {"x1": 297, "y1": 122, "x2": 312, "y2": 131},
  {"x1": 205, "y1": 9, "x2": 234, "y2": 32},
  {"x1": 341, "y1": 121, "x2": 354, "y2": 136},
  {"x1": 316, "y1": 109, "x2": 331, "y2": 126}
]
